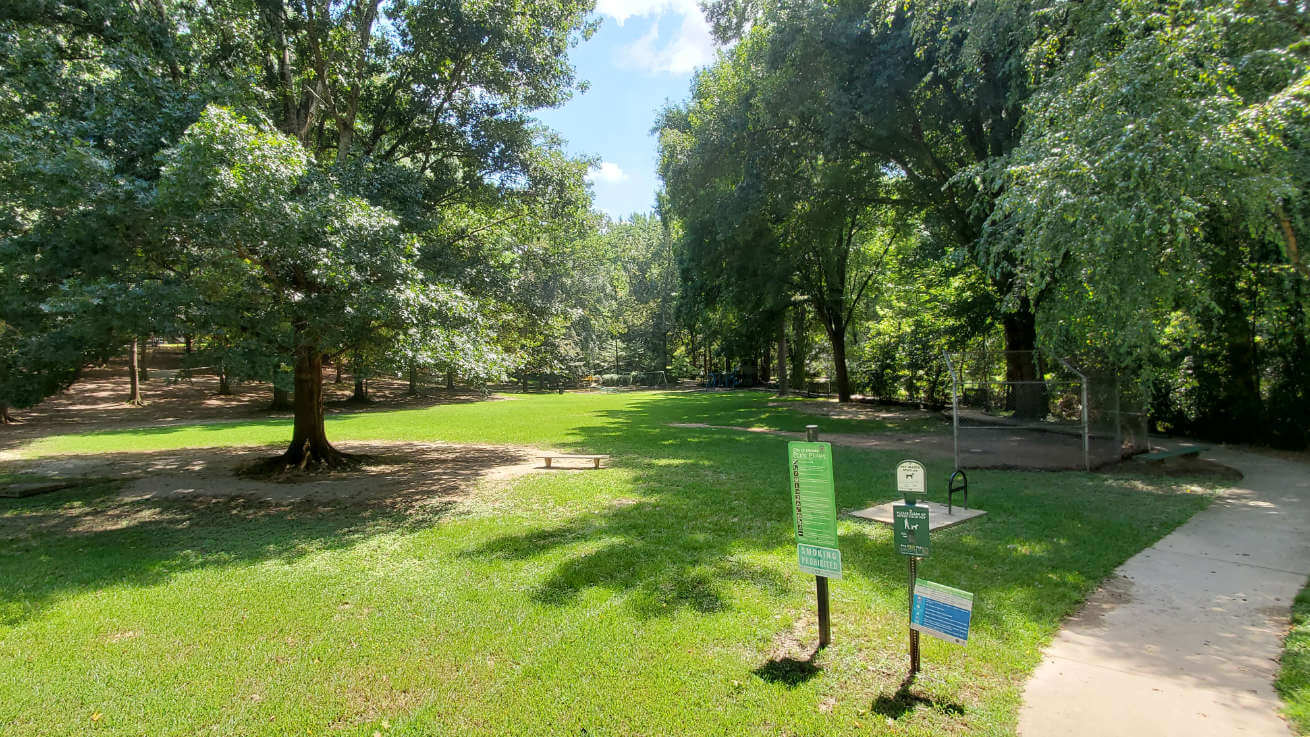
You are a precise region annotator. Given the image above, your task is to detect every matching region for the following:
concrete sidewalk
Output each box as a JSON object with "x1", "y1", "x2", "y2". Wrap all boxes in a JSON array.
[{"x1": 1018, "y1": 448, "x2": 1310, "y2": 736}]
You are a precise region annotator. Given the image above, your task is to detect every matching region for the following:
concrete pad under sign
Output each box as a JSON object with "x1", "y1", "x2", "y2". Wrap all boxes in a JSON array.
[{"x1": 849, "y1": 500, "x2": 986, "y2": 530}]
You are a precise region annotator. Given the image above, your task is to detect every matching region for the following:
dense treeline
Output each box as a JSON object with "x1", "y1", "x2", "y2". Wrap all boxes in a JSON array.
[
  {"x1": 0, "y1": 0, "x2": 597, "y2": 465},
  {"x1": 656, "y1": 0, "x2": 1310, "y2": 447},
  {"x1": 1, "y1": 0, "x2": 1306, "y2": 452}
]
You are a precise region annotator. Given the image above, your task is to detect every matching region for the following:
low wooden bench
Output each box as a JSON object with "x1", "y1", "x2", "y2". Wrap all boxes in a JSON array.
[
  {"x1": 1140, "y1": 445, "x2": 1210, "y2": 462},
  {"x1": 539, "y1": 454, "x2": 609, "y2": 469}
]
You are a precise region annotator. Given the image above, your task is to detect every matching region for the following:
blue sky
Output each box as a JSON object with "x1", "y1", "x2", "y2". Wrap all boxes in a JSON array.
[{"x1": 534, "y1": 0, "x2": 719, "y2": 219}]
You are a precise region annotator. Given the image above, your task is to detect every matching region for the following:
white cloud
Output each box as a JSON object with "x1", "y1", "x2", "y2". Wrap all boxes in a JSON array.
[
  {"x1": 597, "y1": 0, "x2": 717, "y2": 75},
  {"x1": 588, "y1": 161, "x2": 629, "y2": 184},
  {"x1": 595, "y1": 0, "x2": 698, "y2": 25},
  {"x1": 622, "y1": 12, "x2": 716, "y2": 74}
]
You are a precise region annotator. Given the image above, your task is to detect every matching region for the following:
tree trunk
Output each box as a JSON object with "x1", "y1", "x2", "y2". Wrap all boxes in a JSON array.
[
  {"x1": 0, "y1": 404, "x2": 18, "y2": 424},
  {"x1": 1002, "y1": 304, "x2": 1046, "y2": 419},
  {"x1": 446, "y1": 370, "x2": 455, "y2": 391},
  {"x1": 269, "y1": 386, "x2": 292, "y2": 411},
  {"x1": 334, "y1": 356, "x2": 343, "y2": 384},
  {"x1": 789, "y1": 305, "x2": 807, "y2": 390},
  {"x1": 216, "y1": 367, "x2": 232, "y2": 396},
  {"x1": 351, "y1": 354, "x2": 369, "y2": 401},
  {"x1": 408, "y1": 363, "x2": 418, "y2": 395},
  {"x1": 826, "y1": 325, "x2": 853, "y2": 403},
  {"x1": 127, "y1": 338, "x2": 144, "y2": 405},
  {"x1": 138, "y1": 338, "x2": 149, "y2": 382},
  {"x1": 181, "y1": 335, "x2": 193, "y2": 379},
  {"x1": 776, "y1": 312, "x2": 789, "y2": 394},
  {"x1": 279, "y1": 344, "x2": 349, "y2": 468}
]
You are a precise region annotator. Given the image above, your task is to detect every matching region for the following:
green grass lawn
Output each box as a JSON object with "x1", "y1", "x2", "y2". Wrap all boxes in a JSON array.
[
  {"x1": 0, "y1": 391, "x2": 1214, "y2": 736},
  {"x1": 1279, "y1": 580, "x2": 1310, "y2": 734},
  {"x1": 16, "y1": 390, "x2": 943, "y2": 458}
]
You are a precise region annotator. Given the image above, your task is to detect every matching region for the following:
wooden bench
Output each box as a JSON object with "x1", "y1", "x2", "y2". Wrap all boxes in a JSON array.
[
  {"x1": 1140, "y1": 445, "x2": 1210, "y2": 462},
  {"x1": 539, "y1": 454, "x2": 609, "y2": 469}
]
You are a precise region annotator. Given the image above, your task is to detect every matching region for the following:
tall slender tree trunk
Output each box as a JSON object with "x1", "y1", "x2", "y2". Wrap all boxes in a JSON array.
[
  {"x1": 825, "y1": 324, "x2": 853, "y2": 403},
  {"x1": 446, "y1": 370, "x2": 455, "y2": 391},
  {"x1": 216, "y1": 366, "x2": 232, "y2": 396},
  {"x1": 181, "y1": 335, "x2": 193, "y2": 379},
  {"x1": 776, "y1": 311, "x2": 789, "y2": 394},
  {"x1": 1002, "y1": 302, "x2": 1046, "y2": 419},
  {"x1": 0, "y1": 404, "x2": 17, "y2": 424},
  {"x1": 408, "y1": 363, "x2": 418, "y2": 395},
  {"x1": 127, "y1": 338, "x2": 144, "y2": 405},
  {"x1": 334, "y1": 356, "x2": 343, "y2": 384},
  {"x1": 270, "y1": 387, "x2": 292, "y2": 411},
  {"x1": 351, "y1": 353, "x2": 369, "y2": 401},
  {"x1": 790, "y1": 305, "x2": 807, "y2": 391},
  {"x1": 281, "y1": 343, "x2": 347, "y2": 468},
  {"x1": 138, "y1": 337, "x2": 149, "y2": 382}
]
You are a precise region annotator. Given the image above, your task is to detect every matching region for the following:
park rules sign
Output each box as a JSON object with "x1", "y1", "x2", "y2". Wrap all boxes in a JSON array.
[{"x1": 787, "y1": 441, "x2": 842, "y2": 579}]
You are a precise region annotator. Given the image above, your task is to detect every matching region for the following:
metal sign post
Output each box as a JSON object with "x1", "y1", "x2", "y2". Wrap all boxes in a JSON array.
[
  {"x1": 788, "y1": 424, "x2": 839, "y2": 649},
  {"x1": 894, "y1": 503, "x2": 928, "y2": 676},
  {"x1": 894, "y1": 458, "x2": 929, "y2": 676},
  {"x1": 909, "y1": 557, "x2": 920, "y2": 675}
]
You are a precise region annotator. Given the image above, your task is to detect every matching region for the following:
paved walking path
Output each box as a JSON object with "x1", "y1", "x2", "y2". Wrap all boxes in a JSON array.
[{"x1": 1018, "y1": 448, "x2": 1310, "y2": 736}]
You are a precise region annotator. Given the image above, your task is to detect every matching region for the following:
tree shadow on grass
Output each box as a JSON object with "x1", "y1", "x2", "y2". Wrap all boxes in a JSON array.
[
  {"x1": 462, "y1": 493, "x2": 791, "y2": 617},
  {"x1": 455, "y1": 392, "x2": 907, "y2": 618},
  {"x1": 0, "y1": 443, "x2": 534, "y2": 627}
]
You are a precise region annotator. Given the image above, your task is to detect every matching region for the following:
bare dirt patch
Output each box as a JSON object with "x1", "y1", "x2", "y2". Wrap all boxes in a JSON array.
[
  {"x1": 5, "y1": 441, "x2": 550, "y2": 508},
  {"x1": 1104, "y1": 455, "x2": 1244, "y2": 482},
  {"x1": 768, "y1": 399, "x2": 942, "y2": 425},
  {"x1": 670, "y1": 422, "x2": 1246, "y2": 477},
  {"x1": 0, "y1": 347, "x2": 510, "y2": 454}
]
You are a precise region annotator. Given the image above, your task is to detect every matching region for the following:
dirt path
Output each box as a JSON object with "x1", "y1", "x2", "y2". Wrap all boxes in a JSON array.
[
  {"x1": 667, "y1": 422, "x2": 1127, "y2": 471},
  {"x1": 669, "y1": 422, "x2": 955, "y2": 458},
  {"x1": 0, "y1": 352, "x2": 510, "y2": 454},
  {"x1": 5, "y1": 441, "x2": 560, "y2": 507},
  {"x1": 1017, "y1": 447, "x2": 1310, "y2": 736}
]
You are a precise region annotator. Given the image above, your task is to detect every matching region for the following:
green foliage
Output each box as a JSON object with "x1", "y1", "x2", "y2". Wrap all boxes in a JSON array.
[
  {"x1": 0, "y1": 0, "x2": 598, "y2": 439},
  {"x1": 158, "y1": 106, "x2": 469, "y2": 374},
  {"x1": 991, "y1": 0, "x2": 1309, "y2": 367},
  {"x1": 1278, "y1": 579, "x2": 1310, "y2": 735}
]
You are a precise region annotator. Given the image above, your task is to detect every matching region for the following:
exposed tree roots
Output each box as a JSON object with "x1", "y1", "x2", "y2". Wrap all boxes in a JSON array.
[{"x1": 239, "y1": 441, "x2": 367, "y2": 479}]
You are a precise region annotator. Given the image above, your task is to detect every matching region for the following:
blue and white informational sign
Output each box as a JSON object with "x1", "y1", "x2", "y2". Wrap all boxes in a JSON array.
[{"x1": 911, "y1": 579, "x2": 973, "y2": 645}]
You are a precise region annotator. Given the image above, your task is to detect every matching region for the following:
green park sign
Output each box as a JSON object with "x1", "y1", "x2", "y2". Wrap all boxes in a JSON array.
[
  {"x1": 787, "y1": 441, "x2": 842, "y2": 579},
  {"x1": 893, "y1": 503, "x2": 930, "y2": 557}
]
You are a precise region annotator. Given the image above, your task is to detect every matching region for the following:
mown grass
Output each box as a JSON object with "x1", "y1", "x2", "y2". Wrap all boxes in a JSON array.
[
  {"x1": 18, "y1": 390, "x2": 943, "y2": 458},
  {"x1": 1279, "y1": 580, "x2": 1310, "y2": 734},
  {"x1": 0, "y1": 391, "x2": 1214, "y2": 736}
]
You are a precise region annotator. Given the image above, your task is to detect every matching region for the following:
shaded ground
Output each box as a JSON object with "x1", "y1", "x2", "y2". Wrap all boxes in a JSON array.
[
  {"x1": 0, "y1": 348, "x2": 507, "y2": 453},
  {"x1": 672, "y1": 420, "x2": 1241, "y2": 476},
  {"x1": 1, "y1": 441, "x2": 553, "y2": 507},
  {"x1": 668, "y1": 422, "x2": 1107, "y2": 470},
  {"x1": 767, "y1": 399, "x2": 943, "y2": 426}
]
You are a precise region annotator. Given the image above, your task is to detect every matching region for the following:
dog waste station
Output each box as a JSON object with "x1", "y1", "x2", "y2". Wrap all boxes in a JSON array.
[{"x1": 788, "y1": 426, "x2": 986, "y2": 676}]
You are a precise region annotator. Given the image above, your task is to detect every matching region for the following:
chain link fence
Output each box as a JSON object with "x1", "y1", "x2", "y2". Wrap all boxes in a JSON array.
[{"x1": 944, "y1": 351, "x2": 1148, "y2": 471}]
